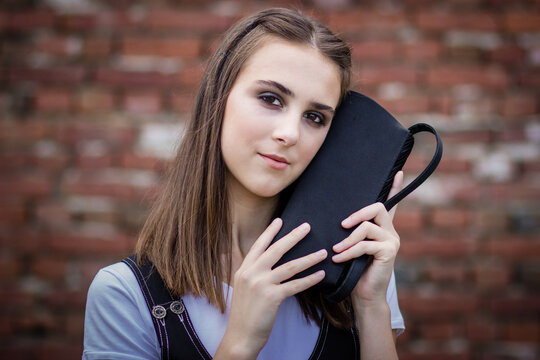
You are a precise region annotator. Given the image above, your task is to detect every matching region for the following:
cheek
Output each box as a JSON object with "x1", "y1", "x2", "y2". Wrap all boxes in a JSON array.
[{"x1": 297, "y1": 131, "x2": 329, "y2": 167}]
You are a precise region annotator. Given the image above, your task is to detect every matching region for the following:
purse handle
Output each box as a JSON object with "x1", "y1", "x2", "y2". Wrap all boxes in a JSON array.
[{"x1": 384, "y1": 123, "x2": 443, "y2": 211}]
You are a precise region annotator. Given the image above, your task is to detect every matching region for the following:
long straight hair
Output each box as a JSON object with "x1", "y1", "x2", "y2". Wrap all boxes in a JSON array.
[{"x1": 136, "y1": 8, "x2": 353, "y2": 328}]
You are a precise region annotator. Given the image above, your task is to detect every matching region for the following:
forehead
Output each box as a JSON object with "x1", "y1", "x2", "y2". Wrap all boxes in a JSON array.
[{"x1": 235, "y1": 37, "x2": 341, "y2": 106}]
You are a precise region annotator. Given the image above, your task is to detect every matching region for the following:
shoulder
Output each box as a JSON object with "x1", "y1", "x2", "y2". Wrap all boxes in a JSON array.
[{"x1": 83, "y1": 261, "x2": 160, "y2": 359}]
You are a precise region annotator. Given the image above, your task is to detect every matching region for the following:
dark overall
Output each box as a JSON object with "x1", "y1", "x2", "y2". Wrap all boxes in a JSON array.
[{"x1": 123, "y1": 255, "x2": 360, "y2": 360}]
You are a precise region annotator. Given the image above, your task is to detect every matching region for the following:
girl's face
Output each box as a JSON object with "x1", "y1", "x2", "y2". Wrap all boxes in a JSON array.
[{"x1": 221, "y1": 37, "x2": 341, "y2": 200}]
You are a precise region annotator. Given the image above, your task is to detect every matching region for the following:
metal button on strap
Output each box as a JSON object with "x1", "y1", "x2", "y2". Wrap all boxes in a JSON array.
[
  {"x1": 152, "y1": 305, "x2": 167, "y2": 319},
  {"x1": 170, "y1": 301, "x2": 185, "y2": 315}
]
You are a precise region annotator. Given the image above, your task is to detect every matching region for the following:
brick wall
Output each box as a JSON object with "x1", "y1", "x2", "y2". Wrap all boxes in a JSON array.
[{"x1": 0, "y1": 0, "x2": 538, "y2": 359}]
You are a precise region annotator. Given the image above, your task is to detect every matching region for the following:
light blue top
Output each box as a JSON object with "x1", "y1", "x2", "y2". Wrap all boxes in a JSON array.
[{"x1": 83, "y1": 262, "x2": 405, "y2": 360}]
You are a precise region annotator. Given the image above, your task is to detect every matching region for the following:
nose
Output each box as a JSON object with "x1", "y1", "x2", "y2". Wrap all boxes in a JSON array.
[{"x1": 272, "y1": 113, "x2": 300, "y2": 146}]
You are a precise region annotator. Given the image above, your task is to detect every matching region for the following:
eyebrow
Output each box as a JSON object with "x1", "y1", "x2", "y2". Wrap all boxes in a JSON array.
[{"x1": 256, "y1": 80, "x2": 336, "y2": 114}]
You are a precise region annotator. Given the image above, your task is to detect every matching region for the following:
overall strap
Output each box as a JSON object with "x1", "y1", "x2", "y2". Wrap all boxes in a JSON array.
[
  {"x1": 122, "y1": 255, "x2": 212, "y2": 360},
  {"x1": 384, "y1": 123, "x2": 443, "y2": 210},
  {"x1": 308, "y1": 318, "x2": 360, "y2": 360}
]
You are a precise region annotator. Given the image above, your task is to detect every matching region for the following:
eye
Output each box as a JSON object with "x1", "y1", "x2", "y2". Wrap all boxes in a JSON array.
[
  {"x1": 259, "y1": 92, "x2": 282, "y2": 107},
  {"x1": 304, "y1": 111, "x2": 326, "y2": 127}
]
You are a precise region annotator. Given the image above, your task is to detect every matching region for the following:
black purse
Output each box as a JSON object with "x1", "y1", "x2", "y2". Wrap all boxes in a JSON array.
[{"x1": 271, "y1": 91, "x2": 443, "y2": 303}]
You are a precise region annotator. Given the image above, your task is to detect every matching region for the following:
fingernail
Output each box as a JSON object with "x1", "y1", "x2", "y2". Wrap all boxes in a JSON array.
[
  {"x1": 315, "y1": 270, "x2": 325, "y2": 278},
  {"x1": 316, "y1": 249, "x2": 327, "y2": 258},
  {"x1": 332, "y1": 254, "x2": 342, "y2": 261},
  {"x1": 341, "y1": 218, "x2": 351, "y2": 227},
  {"x1": 301, "y1": 222, "x2": 310, "y2": 231}
]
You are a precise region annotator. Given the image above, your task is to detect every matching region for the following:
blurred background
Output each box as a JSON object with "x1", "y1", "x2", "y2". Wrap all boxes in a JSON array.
[{"x1": 0, "y1": 0, "x2": 539, "y2": 359}]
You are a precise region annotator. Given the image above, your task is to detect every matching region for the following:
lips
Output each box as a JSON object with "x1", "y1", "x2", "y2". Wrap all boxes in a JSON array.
[{"x1": 259, "y1": 153, "x2": 289, "y2": 170}]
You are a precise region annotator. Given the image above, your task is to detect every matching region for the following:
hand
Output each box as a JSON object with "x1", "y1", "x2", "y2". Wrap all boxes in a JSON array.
[
  {"x1": 215, "y1": 219, "x2": 327, "y2": 359},
  {"x1": 331, "y1": 171, "x2": 403, "y2": 307}
]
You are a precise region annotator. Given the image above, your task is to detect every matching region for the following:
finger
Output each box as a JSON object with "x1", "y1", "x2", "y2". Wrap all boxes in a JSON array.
[
  {"x1": 259, "y1": 222, "x2": 311, "y2": 268},
  {"x1": 243, "y1": 218, "x2": 283, "y2": 265},
  {"x1": 333, "y1": 221, "x2": 388, "y2": 253},
  {"x1": 271, "y1": 249, "x2": 327, "y2": 283},
  {"x1": 332, "y1": 239, "x2": 398, "y2": 263},
  {"x1": 281, "y1": 270, "x2": 326, "y2": 298},
  {"x1": 341, "y1": 202, "x2": 392, "y2": 230},
  {"x1": 387, "y1": 171, "x2": 403, "y2": 220}
]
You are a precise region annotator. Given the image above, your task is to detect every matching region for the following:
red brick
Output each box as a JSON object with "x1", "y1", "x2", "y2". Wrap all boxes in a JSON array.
[
  {"x1": 466, "y1": 315, "x2": 499, "y2": 342},
  {"x1": 6, "y1": 10, "x2": 54, "y2": 30},
  {"x1": 499, "y1": 127, "x2": 526, "y2": 142},
  {"x1": 504, "y1": 13, "x2": 540, "y2": 32},
  {"x1": 357, "y1": 65, "x2": 420, "y2": 86},
  {"x1": 63, "y1": 182, "x2": 135, "y2": 199},
  {"x1": 442, "y1": 130, "x2": 493, "y2": 144},
  {"x1": 123, "y1": 91, "x2": 163, "y2": 113},
  {"x1": 9, "y1": 67, "x2": 86, "y2": 84},
  {"x1": 30, "y1": 153, "x2": 70, "y2": 172},
  {"x1": 484, "y1": 236, "x2": 540, "y2": 259},
  {"x1": 83, "y1": 37, "x2": 112, "y2": 58},
  {"x1": 490, "y1": 296, "x2": 540, "y2": 315},
  {"x1": 0, "y1": 122, "x2": 50, "y2": 143},
  {"x1": 31, "y1": 257, "x2": 67, "y2": 279},
  {"x1": 489, "y1": 44, "x2": 526, "y2": 65},
  {"x1": 427, "y1": 65, "x2": 509, "y2": 88},
  {"x1": 77, "y1": 154, "x2": 114, "y2": 169},
  {"x1": 46, "y1": 289, "x2": 88, "y2": 308},
  {"x1": 36, "y1": 202, "x2": 70, "y2": 228},
  {"x1": 501, "y1": 94, "x2": 537, "y2": 117},
  {"x1": 0, "y1": 200, "x2": 26, "y2": 224},
  {"x1": 0, "y1": 289, "x2": 35, "y2": 308},
  {"x1": 376, "y1": 95, "x2": 430, "y2": 114},
  {"x1": 519, "y1": 70, "x2": 540, "y2": 87},
  {"x1": 171, "y1": 92, "x2": 195, "y2": 112},
  {"x1": 473, "y1": 262, "x2": 511, "y2": 289},
  {"x1": 398, "y1": 352, "x2": 470, "y2": 360},
  {"x1": 426, "y1": 262, "x2": 467, "y2": 283},
  {"x1": 0, "y1": 153, "x2": 27, "y2": 171},
  {"x1": 121, "y1": 153, "x2": 165, "y2": 170},
  {"x1": 35, "y1": 35, "x2": 81, "y2": 56},
  {"x1": 57, "y1": 14, "x2": 98, "y2": 30},
  {"x1": 96, "y1": 68, "x2": 177, "y2": 88},
  {"x1": 400, "y1": 236, "x2": 477, "y2": 258},
  {"x1": 431, "y1": 208, "x2": 469, "y2": 228},
  {"x1": 76, "y1": 88, "x2": 116, "y2": 112},
  {"x1": 0, "y1": 175, "x2": 52, "y2": 197},
  {"x1": 327, "y1": 10, "x2": 407, "y2": 32},
  {"x1": 8, "y1": 231, "x2": 45, "y2": 254},
  {"x1": 54, "y1": 123, "x2": 136, "y2": 146},
  {"x1": 399, "y1": 292, "x2": 480, "y2": 317},
  {"x1": 350, "y1": 40, "x2": 399, "y2": 60},
  {"x1": 143, "y1": 10, "x2": 233, "y2": 31},
  {"x1": 437, "y1": 157, "x2": 470, "y2": 173},
  {"x1": 37, "y1": 342, "x2": 84, "y2": 360},
  {"x1": 504, "y1": 322, "x2": 540, "y2": 343},
  {"x1": 12, "y1": 311, "x2": 59, "y2": 333},
  {"x1": 394, "y1": 209, "x2": 424, "y2": 231},
  {"x1": 403, "y1": 41, "x2": 442, "y2": 61},
  {"x1": 474, "y1": 210, "x2": 509, "y2": 233},
  {"x1": 46, "y1": 233, "x2": 131, "y2": 255},
  {"x1": 485, "y1": 183, "x2": 540, "y2": 201},
  {"x1": 35, "y1": 89, "x2": 72, "y2": 112},
  {"x1": 419, "y1": 321, "x2": 462, "y2": 340},
  {"x1": 0, "y1": 257, "x2": 20, "y2": 279},
  {"x1": 416, "y1": 11, "x2": 498, "y2": 31},
  {"x1": 65, "y1": 312, "x2": 85, "y2": 337},
  {"x1": 178, "y1": 62, "x2": 205, "y2": 88},
  {"x1": 122, "y1": 37, "x2": 201, "y2": 58}
]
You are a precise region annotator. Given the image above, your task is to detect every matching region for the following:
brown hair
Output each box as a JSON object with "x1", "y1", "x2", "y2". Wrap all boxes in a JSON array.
[{"x1": 136, "y1": 8, "x2": 353, "y2": 328}]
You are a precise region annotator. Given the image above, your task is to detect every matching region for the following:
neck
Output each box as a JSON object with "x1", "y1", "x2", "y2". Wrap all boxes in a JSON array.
[{"x1": 228, "y1": 179, "x2": 278, "y2": 258}]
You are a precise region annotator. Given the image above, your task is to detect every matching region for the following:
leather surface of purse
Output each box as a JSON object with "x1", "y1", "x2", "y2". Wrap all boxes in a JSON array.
[{"x1": 271, "y1": 91, "x2": 443, "y2": 302}]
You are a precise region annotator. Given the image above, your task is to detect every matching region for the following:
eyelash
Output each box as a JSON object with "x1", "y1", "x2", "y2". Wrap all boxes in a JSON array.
[{"x1": 258, "y1": 92, "x2": 327, "y2": 127}]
